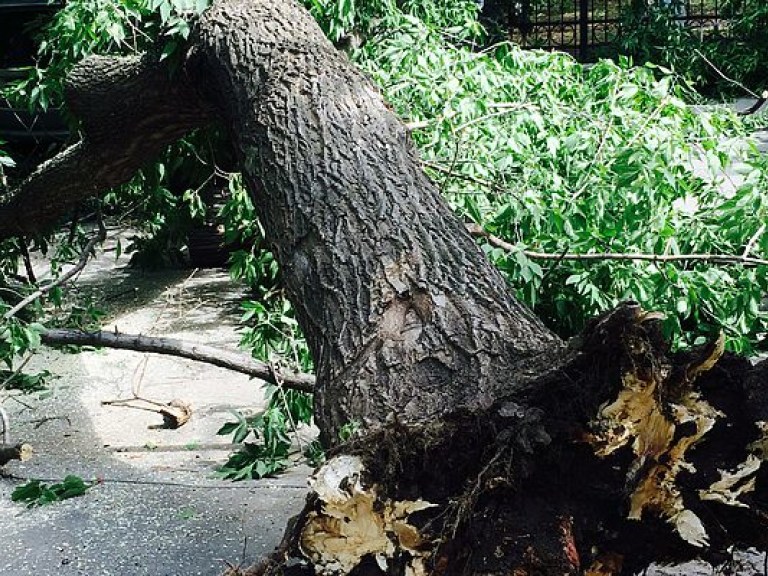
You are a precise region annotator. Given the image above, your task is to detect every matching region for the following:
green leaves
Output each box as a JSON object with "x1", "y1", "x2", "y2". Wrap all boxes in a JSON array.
[
  {"x1": 11, "y1": 475, "x2": 95, "y2": 508},
  {"x1": 215, "y1": 406, "x2": 296, "y2": 480},
  {"x1": 618, "y1": 0, "x2": 768, "y2": 96},
  {"x1": 2, "y1": 0, "x2": 212, "y2": 111},
  {"x1": 0, "y1": 319, "x2": 45, "y2": 368},
  {"x1": 359, "y1": 18, "x2": 768, "y2": 352}
]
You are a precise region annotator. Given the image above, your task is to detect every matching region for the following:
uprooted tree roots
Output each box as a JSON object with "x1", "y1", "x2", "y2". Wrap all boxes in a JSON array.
[{"x1": 242, "y1": 303, "x2": 766, "y2": 576}]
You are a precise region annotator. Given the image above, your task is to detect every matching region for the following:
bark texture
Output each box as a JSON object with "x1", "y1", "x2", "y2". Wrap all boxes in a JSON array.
[
  {"x1": 189, "y1": 0, "x2": 561, "y2": 440},
  {"x1": 0, "y1": 54, "x2": 214, "y2": 237},
  {"x1": 0, "y1": 1, "x2": 766, "y2": 574}
]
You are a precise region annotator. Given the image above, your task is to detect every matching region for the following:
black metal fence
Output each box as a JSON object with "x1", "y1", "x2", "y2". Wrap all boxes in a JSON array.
[{"x1": 481, "y1": 0, "x2": 738, "y2": 59}]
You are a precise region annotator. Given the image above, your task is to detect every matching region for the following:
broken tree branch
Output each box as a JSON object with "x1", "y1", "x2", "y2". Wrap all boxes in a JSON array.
[
  {"x1": 466, "y1": 223, "x2": 768, "y2": 267},
  {"x1": 101, "y1": 397, "x2": 193, "y2": 429},
  {"x1": 0, "y1": 443, "x2": 32, "y2": 466},
  {"x1": 40, "y1": 328, "x2": 316, "y2": 393},
  {"x1": 693, "y1": 48, "x2": 764, "y2": 105},
  {"x1": 0, "y1": 405, "x2": 33, "y2": 466},
  {"x1": 4, "y1": 221, "x2": 107, "y2": 321},
  {"x1": 0, "y1": 54, "x2": 215, "y2": 242}
]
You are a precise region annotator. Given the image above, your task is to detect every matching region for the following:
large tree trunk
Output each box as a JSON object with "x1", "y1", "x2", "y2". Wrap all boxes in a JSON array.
[
  {"x1": 189, "y1": 0, "x2": 561, "y2": 443},
  {"x1": 1, "y1": 1, "x2": 766, "y2": 574}
]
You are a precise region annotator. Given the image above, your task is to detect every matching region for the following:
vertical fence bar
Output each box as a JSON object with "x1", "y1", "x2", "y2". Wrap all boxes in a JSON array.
[
  {"x1": 714, "y1": 0, "x2": 719, "y2": 32},
  {"x1": 579, "y1": 0, "x2": 589, "y2": 58}
]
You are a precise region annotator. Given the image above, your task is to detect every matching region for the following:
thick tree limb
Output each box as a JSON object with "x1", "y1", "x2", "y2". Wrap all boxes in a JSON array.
[
  {"x1": 467, "y1": 223, "x2": 768, "y2": 267},
  {"x1": 0, "y1": 406, "x2": 32, "y2": 466},
  {"x1": 0, "y1": 54, "x2": 215, "y2": 240},
  {"x1": 40, "y1": 328, "x2": 316, "y2": 393}
]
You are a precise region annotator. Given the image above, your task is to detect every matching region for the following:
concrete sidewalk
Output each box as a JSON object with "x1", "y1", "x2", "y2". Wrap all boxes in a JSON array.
[{"x1": 0, "y1": 244, "x2": 310, "y2": 576}]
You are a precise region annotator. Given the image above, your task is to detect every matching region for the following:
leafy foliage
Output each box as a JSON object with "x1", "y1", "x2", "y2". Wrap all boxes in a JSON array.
[
  {"x1": 215, "y1": 385, "x2": 314, "y2": 480},
  {"x1": 301, "y1": 0, "x2": 482, "y2": 45},
  {"x1": 0, "y1": 141, "x2": 13, "y2": 187},
  {"x1": 11, "y1": 475, "x2": 94, "y2": 507},
  {"x1": 355, "y1": 15, "x2": 767, "y2": 352},
  {"x1": 0, "y1": 369, "x2": 50, "y2": 393},
  {"x1": 617, "y1": 0, "x2": 768, "y2": 95}
]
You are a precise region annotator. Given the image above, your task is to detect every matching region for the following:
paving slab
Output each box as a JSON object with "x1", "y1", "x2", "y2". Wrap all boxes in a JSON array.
[{"x1": 1, "y1": 240, "x2": 311, "y2": 575}]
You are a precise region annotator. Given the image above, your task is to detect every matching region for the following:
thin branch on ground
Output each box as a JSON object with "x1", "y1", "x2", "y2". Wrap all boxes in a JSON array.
[
  {"x1": 40, "y1": 328, "x2": 316, "y2": 392},
  {"x1": 466, "y1": 223, "x2": 768, "y2": 267},
  {"x1": 3, "y1": 221, "x2": 107, "y2": 321},
  {"x1": 26, "y1": 415, "x2": 72, "y2": 428}
]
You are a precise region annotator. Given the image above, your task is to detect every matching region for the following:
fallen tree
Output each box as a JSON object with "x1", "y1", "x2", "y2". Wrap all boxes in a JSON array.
[{"x1": 1, "y1": 1, "x2": 766, "y2": 574}]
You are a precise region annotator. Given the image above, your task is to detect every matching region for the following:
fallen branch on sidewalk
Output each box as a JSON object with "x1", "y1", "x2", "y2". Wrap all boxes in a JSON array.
[
  {"x1": 101, "y1": 397, "x2": 193, "y2": 429},
  {"x1": 40, "y1": 328, "x2": 316, "y2": 393}
]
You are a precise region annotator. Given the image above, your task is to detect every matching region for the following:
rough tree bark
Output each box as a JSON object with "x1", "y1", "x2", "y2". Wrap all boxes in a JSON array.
[{"x1": 0, "y1": 1, "x2": 766, "y2": 574}]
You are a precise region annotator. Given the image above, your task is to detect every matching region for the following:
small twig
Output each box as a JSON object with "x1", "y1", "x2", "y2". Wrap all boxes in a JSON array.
[
  {"x1": 4, "y1": 395, "x2": 34, "y2": 410},
  {"x1": 100, "y1": 401, "x2": 164, "y2": 414},
  {"x1": 440, "y1": 138, "x2": 463, "y2": 195},
  {"x1": 131, "y1": 355, "x2": 151, "y2": 400},
  {"x1": 466, "y1": 223, "x2": 768, "y2": 267},
  {"x1": 271, "y1": 360, "x2": 303, "y2": 453},
  {"x1": 131, "y1": 268, "x2": 198, "y2": 399},
  {"x1": 422, "y1": 161, "x2": 526, "y2": 206},
  {"x1": 693, "y1": 48, "x2": 760, "y2": 100},
  {"x1": 405, "y1": 102, "x2": 532, "y2": 131},
  {"x1": 3, "y1": 225, "x2": 107, "y2": 321},
  {"x1": 67, "y1": 209, "x2": 80, "y2": 246},
  {"x1": 0, "y1": 354, "x2": 33, "y2": 392},
  {"x1": 539, "y1": 245, "x2": 570, "y2": 285},
  {"x1": 26, "y1": 415, "x2": 72, "y2": 429},
  {"x1": 453, "y1": 104, "x2": 529, "y2": 133},
  {"x1": 627, "y1": 100, "x2": 667, "y2": 149},
  {"x1": 422, "y1": 161, "x2": 500, "y2": 192},
  {"x1": 743, "y1": 224, "x2": 765, "y2": 258},
  {"x1": 102, "y1": 397, "x2": 167, "y2": 408}
]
